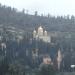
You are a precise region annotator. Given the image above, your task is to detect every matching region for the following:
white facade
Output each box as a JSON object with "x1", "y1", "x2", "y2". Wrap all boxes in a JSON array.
[{"x1": 33, "y1": 26, "x2": 51, "y2": 43}]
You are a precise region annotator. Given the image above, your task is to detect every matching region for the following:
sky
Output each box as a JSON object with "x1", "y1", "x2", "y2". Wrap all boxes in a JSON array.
[{"x1": 0, "y1": 0, "x2": 75, "y2": 16}]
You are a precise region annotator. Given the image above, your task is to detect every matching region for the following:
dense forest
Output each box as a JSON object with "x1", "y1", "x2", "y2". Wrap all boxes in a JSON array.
[{"x1": 0, "y1": 3, "x2": 75, "y2": 32}]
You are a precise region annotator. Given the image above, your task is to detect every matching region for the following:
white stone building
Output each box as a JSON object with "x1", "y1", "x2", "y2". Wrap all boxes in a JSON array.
[{"x1": 33, "y1": 26, "x2": 51, "y2": 43}]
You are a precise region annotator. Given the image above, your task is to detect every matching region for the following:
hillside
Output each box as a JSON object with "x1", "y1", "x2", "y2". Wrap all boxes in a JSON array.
[{"x1": 0, "y1": 4, "x2": 75, "y2": 32}]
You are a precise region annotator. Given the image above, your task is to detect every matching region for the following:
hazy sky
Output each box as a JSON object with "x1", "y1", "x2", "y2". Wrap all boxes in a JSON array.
[{"x1": 0, "y1": 0, "x2": 75, "y2": 16}]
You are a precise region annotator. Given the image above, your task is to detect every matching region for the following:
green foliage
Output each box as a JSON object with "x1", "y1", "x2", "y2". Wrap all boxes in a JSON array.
[
  {"x1": 8, "y1": 61, "x2": 26, "y2": 75},
  {"x1": 39, "y1": 64, "x2": 56, "y2": 75},
  {"x1": 0, "y1": 57, "x2": 9, "y2": 75}
]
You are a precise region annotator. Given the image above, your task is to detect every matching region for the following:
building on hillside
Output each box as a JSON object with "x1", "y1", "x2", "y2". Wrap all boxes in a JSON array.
[
  {"x1": 33, "y1": 26, "x2": 51, "y2": 43},
  {"x1": 43, "y1": 54, "x2": 53, "y2": 65}
]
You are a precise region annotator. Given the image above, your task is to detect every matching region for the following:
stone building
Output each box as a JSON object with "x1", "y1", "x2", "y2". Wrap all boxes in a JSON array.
[{"x1": 33, "y1": 26, "x2": 51, "y2": 43}]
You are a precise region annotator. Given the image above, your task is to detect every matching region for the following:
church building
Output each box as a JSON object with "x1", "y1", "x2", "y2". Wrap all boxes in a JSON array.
[{"x1": 33, "y1": 26, "x2": 51, "y2": 43}]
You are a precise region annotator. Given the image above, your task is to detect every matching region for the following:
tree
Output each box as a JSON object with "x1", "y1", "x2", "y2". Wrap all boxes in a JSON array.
[
  {"x1": 34, "y1": 11, "x2": 38, "y2": 16},
  {"x1": 0, "y1": 57, "x2": 9, "y2": 75},
  {"x1": 8, "y1": 61, "x2": 26, "y2": 75},
  {"x1": 39, "y1": 64, "x2": 56, "y2": 75}
]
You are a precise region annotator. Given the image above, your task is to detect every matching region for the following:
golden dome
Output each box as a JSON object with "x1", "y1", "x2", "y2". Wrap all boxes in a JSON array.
[
  {"x1": 38, "y1": 26, "x2": 43, "y2": 31},
  {"x1": 38, "y1": 26, "x2": 43, "y2": 36}
]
